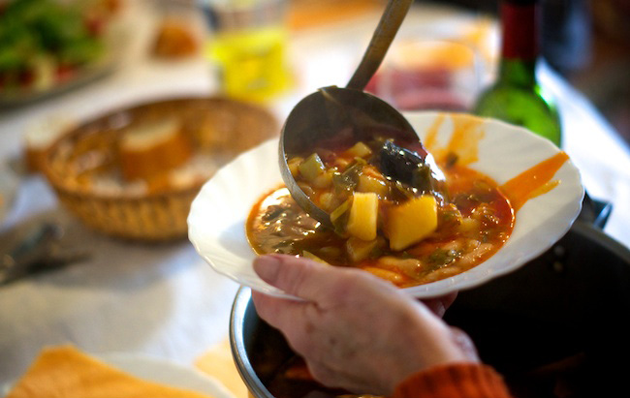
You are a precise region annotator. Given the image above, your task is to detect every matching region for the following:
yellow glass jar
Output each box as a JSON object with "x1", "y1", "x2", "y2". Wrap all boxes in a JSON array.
[{"x1": 202, "y1": 0, "x2": 292, "y2": 102}]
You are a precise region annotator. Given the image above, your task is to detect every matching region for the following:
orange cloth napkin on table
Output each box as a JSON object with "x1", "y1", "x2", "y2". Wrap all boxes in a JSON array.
[
  {"x1": 195, "y1": 339, "x2": 248, "y2": 398},
  {"x1": 6, "y1": 345, "x2": 217, "y2": 398},
  {"x1": 288, "y1": 0, "x2": 383, "y2": 30}
]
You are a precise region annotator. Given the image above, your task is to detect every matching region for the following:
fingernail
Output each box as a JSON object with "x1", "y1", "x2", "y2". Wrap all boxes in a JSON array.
[{"x1": 254, "y1": 255, "x2": 281, "y2": 283}]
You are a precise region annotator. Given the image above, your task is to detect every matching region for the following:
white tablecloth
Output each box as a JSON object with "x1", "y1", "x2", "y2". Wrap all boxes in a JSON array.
[{"x1": 1, "y1": 1, "x2": 629, "y2": 384}]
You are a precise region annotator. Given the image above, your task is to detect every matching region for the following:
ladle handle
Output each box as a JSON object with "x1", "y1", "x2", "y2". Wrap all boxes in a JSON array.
[{"x1": 346, "y1": 0, "x2": 413, "y2": 91}]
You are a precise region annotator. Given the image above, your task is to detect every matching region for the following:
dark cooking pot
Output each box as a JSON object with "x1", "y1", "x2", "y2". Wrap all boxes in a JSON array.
[{"x1": 229, "y1": 220, "x2": 630, "y2": 398}]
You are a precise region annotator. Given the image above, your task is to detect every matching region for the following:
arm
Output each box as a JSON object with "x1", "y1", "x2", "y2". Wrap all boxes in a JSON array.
[{"x1": 251, "y1": 254, "x2": 508, "y2": 396}]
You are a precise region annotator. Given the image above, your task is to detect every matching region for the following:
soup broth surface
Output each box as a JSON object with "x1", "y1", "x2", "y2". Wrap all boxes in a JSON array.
[{"x1": 247, "y1": 139, "x2": 515, "y2": 287}]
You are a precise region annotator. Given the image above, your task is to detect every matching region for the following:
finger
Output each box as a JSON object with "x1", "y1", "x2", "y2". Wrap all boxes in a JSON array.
[
  {"x1": 449, "y1": 326, "x2": 480, "y2": 362},
  {"x1": 253, "y1": 254, "x2": 361, "y2": 302},
  {"x1": 251, "y1": 290, "x2": 302, "y2": 327},
  {"x1": 421, "y1": 291, "x2": 458, "y2": 317},
  {"x1": 250, "y1": 290, "x2": 317, "y2": 355}
]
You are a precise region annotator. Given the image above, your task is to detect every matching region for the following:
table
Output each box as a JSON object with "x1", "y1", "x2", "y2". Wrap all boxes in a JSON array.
[{"x1": 1, "y1": 1, "x2": 629, "y2": 385}]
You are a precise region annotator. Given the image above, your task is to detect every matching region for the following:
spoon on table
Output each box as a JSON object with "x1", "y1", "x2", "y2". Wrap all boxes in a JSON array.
[{"x1": 279, "y1": 0, "x2": 443, "y2": 229}]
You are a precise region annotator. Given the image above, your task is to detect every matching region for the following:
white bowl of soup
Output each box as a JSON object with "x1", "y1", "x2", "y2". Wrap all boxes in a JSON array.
[{"x1": 188, "y1": 112, "x2": 583, "y2": 298}]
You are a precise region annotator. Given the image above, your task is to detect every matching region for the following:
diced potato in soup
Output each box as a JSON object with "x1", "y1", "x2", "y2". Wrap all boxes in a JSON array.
[
  {"x1": 385, "y1": 195, "x2": 438, "y2": 251},
  {"x1": 346, "y1": 192, "x2": 379, "y2": 241}
]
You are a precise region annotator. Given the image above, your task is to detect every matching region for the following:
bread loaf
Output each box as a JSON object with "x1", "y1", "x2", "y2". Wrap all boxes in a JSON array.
[{"x1": 119, "y1": 116, "x2": 192, "y2": 181}]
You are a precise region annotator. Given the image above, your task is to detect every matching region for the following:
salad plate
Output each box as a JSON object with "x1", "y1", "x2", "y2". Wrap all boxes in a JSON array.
[{"x1": 0, "y1": 0, "x2": 125, "y2": 107}]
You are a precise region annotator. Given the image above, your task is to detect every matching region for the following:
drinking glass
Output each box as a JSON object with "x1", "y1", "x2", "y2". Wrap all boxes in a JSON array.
[
  {"x1": 199, "y1": 0, "x2": 292, "y2": 102},
  {"x1": 366, "y1": 38, "x2": 482, "y2": 112}
]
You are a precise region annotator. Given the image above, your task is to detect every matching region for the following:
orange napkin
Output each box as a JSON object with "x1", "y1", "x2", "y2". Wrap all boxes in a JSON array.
[
  {"x1": 6, "y1": 345, "x2": 217, "y2": 398},
  {"x1": 288, "y1": 0, "x2": 383, "y2": 30},
  {"x1": 195, "y1": 339, "x2": 249, "y2": 398}
]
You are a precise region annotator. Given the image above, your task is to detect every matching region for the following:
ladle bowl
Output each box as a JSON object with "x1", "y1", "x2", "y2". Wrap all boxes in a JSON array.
[
  {"x1": 279, "y1": 86, "x2": 423, "y2": 228},
  {"x1": 279, "y1": 0, "x2": 417, "y2": 228}
]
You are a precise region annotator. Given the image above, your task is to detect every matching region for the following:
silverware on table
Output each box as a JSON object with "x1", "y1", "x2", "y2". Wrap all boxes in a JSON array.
[{"x1": 0, "y1": 222, "x2": 90, "y2": 285}]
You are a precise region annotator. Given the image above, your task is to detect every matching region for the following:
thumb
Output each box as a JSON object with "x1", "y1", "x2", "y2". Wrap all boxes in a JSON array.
[{"x1": 253, "y1": 254, "x2": 343, "y2": 302}]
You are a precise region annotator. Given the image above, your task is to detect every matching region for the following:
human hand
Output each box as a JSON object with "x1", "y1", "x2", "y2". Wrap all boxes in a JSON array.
[{"x1": 251, "y1": 254, "x2": 479, "y2": 396}]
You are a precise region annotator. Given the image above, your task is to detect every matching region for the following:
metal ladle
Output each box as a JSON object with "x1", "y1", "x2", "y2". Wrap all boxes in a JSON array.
[{"x1": 279, "y1": 0, "x2": 424, "y2": 229}]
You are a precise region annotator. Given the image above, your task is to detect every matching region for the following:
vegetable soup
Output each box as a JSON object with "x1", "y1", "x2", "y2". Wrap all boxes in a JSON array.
[{"x1": 247, "y1": 135, "x2": 515, "y2": 288}]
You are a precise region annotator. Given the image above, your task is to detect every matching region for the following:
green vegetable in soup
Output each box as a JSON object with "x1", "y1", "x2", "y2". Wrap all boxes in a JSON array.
[{"x1": 298, "y1": 153, "x2": 326, "y2": 182}]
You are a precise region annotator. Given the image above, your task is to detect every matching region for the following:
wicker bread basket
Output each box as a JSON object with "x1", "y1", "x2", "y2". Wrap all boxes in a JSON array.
[{"x1": 42, "y1": 96, "x2": 279, "y2": 241}]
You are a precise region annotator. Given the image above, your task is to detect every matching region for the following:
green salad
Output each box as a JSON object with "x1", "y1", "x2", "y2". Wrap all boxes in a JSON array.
[{"x1": 0, "y1": 0, "x2": 111, "y2": 92}]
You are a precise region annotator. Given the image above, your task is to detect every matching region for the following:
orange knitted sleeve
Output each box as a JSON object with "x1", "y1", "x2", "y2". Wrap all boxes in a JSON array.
[{"x1": 391, "y1": 362, "x2": 513, "y2": 398}]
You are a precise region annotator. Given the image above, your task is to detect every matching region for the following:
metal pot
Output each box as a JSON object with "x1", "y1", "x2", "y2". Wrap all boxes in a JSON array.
[{"x1": 229, "y1": 220, "x2": 630, "y2": 398}]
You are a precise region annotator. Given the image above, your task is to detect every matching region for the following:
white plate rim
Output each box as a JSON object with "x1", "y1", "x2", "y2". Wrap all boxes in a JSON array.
[{"x1": 99, "y1": 352, "x2": 235, "y2": 398}]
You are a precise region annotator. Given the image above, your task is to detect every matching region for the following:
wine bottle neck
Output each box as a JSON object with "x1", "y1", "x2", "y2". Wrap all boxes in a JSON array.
[
  {"x1": 497, "y1": 1, "x2": 540, "y2": 86},
  {"x1": 500, "y1": 1, "x2": 540, "y2": 62}
]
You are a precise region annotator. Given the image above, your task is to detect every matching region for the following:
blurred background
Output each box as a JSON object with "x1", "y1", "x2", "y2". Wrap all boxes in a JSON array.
[
  {"x1": 1, "y1": 0, "x2": 628, "y2": 142},
  {"x1": 1, "y1": 1, "x2": 628, "y2": 121},
  {"x1": 430, "y1": 0, "x2": 630, "y2": 146},
  {"x1": 2, "y1": 0, "x2": 630, "y2": 389}
]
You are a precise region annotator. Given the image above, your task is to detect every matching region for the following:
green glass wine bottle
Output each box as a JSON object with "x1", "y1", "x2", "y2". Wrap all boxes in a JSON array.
[{"x1": 474, "y1": 0, "x2": 562, "y2": 147}]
